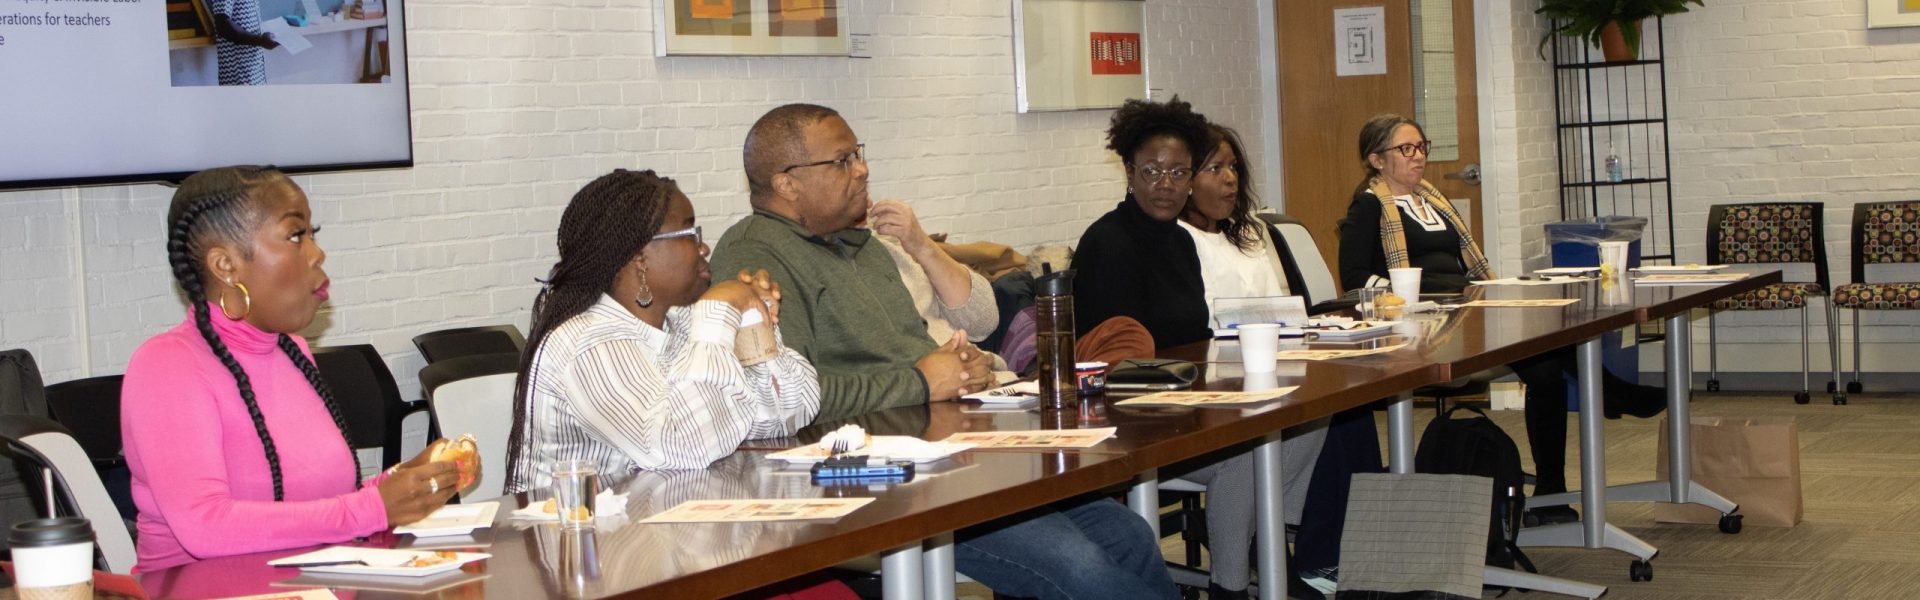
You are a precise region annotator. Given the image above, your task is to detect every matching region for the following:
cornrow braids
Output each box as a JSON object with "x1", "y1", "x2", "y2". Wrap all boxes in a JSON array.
[
  {"x1": 505, "y1": 169, "x2": 676, "y2": 492},
  {"x1": 279, "y1": 334, "x2": 363, "y2": 489},
  {"x1": 164, "y1": 165, "x2": 350, "y2": 502}
]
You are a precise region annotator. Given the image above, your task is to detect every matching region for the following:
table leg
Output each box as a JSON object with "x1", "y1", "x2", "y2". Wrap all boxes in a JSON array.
[
  {"x1": 1386, "y1": 391, "x2": 1415, "y2": 475},
  {"x1": 923, "y1": 534, "x2": 955, "y2": 600},
  {"x1": 1517, "y1": 338, "x2": 1657, "y2": 563},
  {"x1": 1593, "y1": 312, "x2": 1738, "y2": 516},
  {"x1": 881, "y1": 543, "x2": 925, "y2": 600},
  {"x1": 1253, "y1": 435, "x2": 1287, "y2": 600},
  {"x1": 1128, "y1": 469, "x2": 1160, "y2": 537}
]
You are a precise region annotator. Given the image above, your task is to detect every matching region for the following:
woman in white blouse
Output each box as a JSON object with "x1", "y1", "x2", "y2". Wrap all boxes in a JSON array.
[{"x1": 504, "y1": 169, "x2": 820, "y2": 493}]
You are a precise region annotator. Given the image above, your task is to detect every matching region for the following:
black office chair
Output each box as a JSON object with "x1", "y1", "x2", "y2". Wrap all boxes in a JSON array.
[
  {"x1": 418, "y1": 353, "x2": 520, "y2": 503},
  {"x1": 0, "y1": 349, "x2": 56, "y2": 556},
  {"x1": 312, "y1": 344, "x2": 429, "y2": 469},
  {"x1": 42, "y1": 374, "x2": 136, "y2": 522},
  {"x1": 412, "y1": 325, "x2": 526, "y2": 365}
]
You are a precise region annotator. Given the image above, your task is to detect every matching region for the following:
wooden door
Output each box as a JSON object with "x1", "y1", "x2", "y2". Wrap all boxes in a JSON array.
[{"x1": 1277, "y1": 0, "x2": 1481, "y2": 288}]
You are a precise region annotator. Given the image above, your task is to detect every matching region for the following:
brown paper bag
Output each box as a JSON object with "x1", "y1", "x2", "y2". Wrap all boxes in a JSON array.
[{"x1": 1654, "y1": 416, "x2": 1802, "y2": 527}]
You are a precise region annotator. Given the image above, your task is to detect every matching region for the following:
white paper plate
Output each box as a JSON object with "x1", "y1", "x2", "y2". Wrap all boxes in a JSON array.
[
  {"x1": 270, "y1": 547, "x2": 489, "y2": 577},
  {"x1": 1534, "y1": 266, "x2": 1601, "y2": 275},
  {"x1": 394, "y1": 502, "x2": 497, "y2": 538},
  {"x1": 1631, "y1": 264, "x2": 1728, "y2": 274},
  {"x1": 767, "y1": 436, "x2": 973, "y2": 464}
]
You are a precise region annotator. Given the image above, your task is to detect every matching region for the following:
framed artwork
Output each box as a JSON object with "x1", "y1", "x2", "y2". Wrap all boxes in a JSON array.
[
  {"x1": 1013, "y1": 0, "x2": 1147, "y2": 113},
  {"x1": 1868, "y1": 0, "x2": 1920, "y2": 28},
  {"x1": 655, "y1": 0, "x2": 849, "y2": 56}
]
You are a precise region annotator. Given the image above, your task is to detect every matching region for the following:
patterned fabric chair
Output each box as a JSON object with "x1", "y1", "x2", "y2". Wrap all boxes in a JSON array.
[
  {"x1": 1831, "y1": 201, "x2": 1920, "y2": 394},
  {"x1": 1704, "y1": 202, "x2": 1843, "y2": 404}
]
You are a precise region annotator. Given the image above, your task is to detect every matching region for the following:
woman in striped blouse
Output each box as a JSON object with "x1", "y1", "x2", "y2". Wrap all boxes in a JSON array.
[{"x1": 504, "y1": 169, "x2": 821, "y2": 493}]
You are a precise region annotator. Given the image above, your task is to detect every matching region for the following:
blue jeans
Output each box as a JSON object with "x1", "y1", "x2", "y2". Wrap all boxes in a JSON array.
[{"x1": 955, "y1": 496, "x2": 1176, "y2": 600}]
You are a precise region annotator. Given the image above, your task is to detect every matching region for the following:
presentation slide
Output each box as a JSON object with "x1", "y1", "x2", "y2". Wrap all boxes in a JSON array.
[{"x1": 0, "y1": 0, "x2": 411, "y2": 189}]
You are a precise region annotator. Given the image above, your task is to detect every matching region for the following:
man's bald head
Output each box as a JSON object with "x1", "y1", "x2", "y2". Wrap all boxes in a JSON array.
[{"x1": 744, "y1": 103, "x2": 842, "y2": 205}]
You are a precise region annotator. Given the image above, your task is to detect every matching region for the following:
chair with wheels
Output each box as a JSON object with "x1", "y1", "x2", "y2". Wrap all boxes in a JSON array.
[
  {"x1": 1831, "y1": 200, "x2": 1920, "y2": 395},
  {"x1": 420, "y1": 353, "x2": 520, "y2": 502},
  {"x1": 1702, "y1": 202, "x2": 1842, "y2": 404},
  {"x1": 0, "y1": 414, "x2": 139, "y2": 574},
  {"x1": 412, "y1": 325, "x2": 526, "y2": 365},
  {"x1": 312, "y1": 344, "x2": 430, "y2": 469},
  {"x1": 42, "y1": 374, "x2": 137, "y2": 521}
]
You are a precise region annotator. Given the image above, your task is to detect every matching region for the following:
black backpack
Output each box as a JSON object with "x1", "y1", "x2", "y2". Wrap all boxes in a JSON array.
[{"x1": 1413, "y1": 405, "x2": 1535, "y2": 573}]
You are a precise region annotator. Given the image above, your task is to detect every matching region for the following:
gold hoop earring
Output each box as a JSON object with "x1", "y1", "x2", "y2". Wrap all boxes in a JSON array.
[
  {"x1": 636, "y1": 269, "x2": 655, "y2": 308},
  {"x1": 219, "y1": 281, "x2": 252, "y2": 320}
]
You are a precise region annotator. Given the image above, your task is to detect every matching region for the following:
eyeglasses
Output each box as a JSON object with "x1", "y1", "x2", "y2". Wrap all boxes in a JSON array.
[
  {"x1": 1132, "y1": 164, "x2": 1193, "y2": 184},
  {"x1": 1197, "y1": 163, "x2": 1237, "y2": 178},
  {"x1": 782, "y1": 144, "x2": 866, "y2": 174},
  {"x1": 651, "y1": 225, "x2": 702, "y2": 246},
  {"x1": 1379, "y1": 141, "x2": 1431, "y2": 158}
]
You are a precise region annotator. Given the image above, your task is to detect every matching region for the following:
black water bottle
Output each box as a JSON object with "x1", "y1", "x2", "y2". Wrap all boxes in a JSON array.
[{"x1": 1034, "y1": 268, "x2": 1078, "y2": 411}]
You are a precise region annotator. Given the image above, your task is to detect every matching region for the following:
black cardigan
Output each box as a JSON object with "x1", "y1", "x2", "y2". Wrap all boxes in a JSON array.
[
  {"x1": 1073, "y1": 198, "x2": 1314, "y2": 349},
  {"x1": 1336, "y1": 188, "x2": 1472, "y2": 293}
]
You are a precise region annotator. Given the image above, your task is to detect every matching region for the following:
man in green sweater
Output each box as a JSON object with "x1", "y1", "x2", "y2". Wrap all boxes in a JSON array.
[{"x1": 709, "y1": 103, "x2": 994, "y2": 421}]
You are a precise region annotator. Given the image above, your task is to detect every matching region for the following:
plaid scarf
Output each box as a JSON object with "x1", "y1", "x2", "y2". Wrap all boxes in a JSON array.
[{"x1": 1367, "y1": 175, "x2": 1495, "y2": 281}]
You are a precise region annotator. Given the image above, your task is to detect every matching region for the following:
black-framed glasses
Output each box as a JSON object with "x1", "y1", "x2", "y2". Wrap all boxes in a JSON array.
[
  {"x1": 782, "y1": 144, "x2": 866, "y2": 174},
  {"x1": 1380, "y1": 141, "x2": 1431, "y2": 158},
  {"x1": 1131, "y1": 164, "x2": 1193, "y2": 184},
  {"x1": 651, "y1": 225, "x2": 702, "y2": 246}
]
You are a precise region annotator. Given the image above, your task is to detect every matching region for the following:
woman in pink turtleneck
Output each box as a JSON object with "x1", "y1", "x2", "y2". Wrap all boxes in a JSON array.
[{"x1": 122, "y1": 166, "x2": 463, "y2": 572}]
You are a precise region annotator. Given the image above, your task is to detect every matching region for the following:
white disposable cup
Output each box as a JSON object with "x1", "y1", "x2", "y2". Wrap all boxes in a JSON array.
[
  {"x1": 11, "y1": 517, "x2": 94, "y2": 600},
  {"x1": 1389, "y1": 267, "x2": 1423, "y2": 304},
  {"x1": 1599, "y1": 241, "x2": 1630, "y2": 276},
  {"x1": 1237, "y1": 323, "x2": 1281, "y2": 374}
]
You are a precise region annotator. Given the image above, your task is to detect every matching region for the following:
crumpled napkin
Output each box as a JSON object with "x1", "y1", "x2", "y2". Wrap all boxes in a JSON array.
[{"x1": 510, "y1": 489, "x2": 628, "y2": 521}]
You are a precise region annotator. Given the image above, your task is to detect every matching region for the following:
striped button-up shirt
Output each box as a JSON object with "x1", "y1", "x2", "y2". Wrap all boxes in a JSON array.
[{"x1": 509, "y1": 295, "x2": 820, "y2": 493}]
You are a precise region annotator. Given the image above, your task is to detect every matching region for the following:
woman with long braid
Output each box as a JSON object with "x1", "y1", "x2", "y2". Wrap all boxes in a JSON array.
[
  {"x1": 504, "y1": 169, "x2": 818, "y2": 494},
  {"x1": 122, "y1": 166, "x2": 460, "y2": 572}
]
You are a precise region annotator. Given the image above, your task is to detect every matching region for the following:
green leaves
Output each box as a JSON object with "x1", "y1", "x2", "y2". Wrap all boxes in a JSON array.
[{"x1": 1535, "y1": 0, "x2": 1704, "y2": 60}]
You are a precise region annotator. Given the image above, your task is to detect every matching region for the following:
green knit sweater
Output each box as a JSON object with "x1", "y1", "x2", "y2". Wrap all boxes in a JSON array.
[{"x1": 709, "y1": 210, "x2": 934, "y2": 421}]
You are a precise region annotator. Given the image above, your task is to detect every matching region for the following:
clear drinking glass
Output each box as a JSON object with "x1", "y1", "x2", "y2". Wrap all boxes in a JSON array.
[
  {"x1": 552, "y1": 459, "x2": 599, "y2": 529},
  {"x1": 1357, "y1": 287, "x2": 1383, "y2": 321}
]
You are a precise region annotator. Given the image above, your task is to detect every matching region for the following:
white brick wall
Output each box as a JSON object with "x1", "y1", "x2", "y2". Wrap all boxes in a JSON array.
[
  {"x1": 0, "y1": 0, "x2": 1266, "y2": 392},
  {"x1": 1486, "y1": 0, "x2": 1920, "y2": 374}
]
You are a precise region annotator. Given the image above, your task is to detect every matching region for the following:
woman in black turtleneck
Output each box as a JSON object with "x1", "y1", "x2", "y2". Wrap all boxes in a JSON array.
[{"x1": 1071, "y1": 97, "x2": 1214, "y2": 348}]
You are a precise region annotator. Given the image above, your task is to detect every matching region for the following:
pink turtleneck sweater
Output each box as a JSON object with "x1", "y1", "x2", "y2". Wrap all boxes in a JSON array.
[{"x1": 122, "y1": 313, "x2": 389, "y2": 572}]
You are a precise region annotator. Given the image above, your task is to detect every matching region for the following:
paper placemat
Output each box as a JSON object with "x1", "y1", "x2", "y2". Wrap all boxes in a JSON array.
[
  {"x1": 1473, "y1": 277, "x2": 1595, "y2": 286},
  {"x1": 639, "y1": 498, "x2": 874, "y2": 523},
  {"x1": 1462, "y1": 298, "x2": 1581, "y2": 307},
  {"x1": 1113, "y1": 388, "x2": 1298, "y2": 407},
  {"x1": 1633, "y1": 273, "x2": 1751, "y2": 285},
  {"x1": 940, "y1": 427, "x2": 1117, "y2": 449},
  {"x1": 1276, "y1": 343, "x2": 1408, "y2": 361}
]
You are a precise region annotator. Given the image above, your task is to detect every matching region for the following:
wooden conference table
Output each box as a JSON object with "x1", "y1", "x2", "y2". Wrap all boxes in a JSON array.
[{"x1": 139, "y1": 273, "x2": 1777, "y2": 600}]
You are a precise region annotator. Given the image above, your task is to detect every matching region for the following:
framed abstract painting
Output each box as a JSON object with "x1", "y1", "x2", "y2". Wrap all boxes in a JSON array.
[
  {"x1": 655, "y1": 0, "x2": 850, "y2": 56},
  {"x1": 1012, "y1": 0, "x2": 1147, "y2": 112}
]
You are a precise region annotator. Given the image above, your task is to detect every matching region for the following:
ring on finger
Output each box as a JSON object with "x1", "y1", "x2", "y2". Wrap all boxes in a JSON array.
[{"x1": 430, "y1": 478, "x2": 440, "y2": 494}]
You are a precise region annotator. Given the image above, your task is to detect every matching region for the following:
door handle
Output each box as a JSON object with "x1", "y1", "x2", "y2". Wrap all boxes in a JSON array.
[{"x1": 1444, "y1": 163, "x2": 1482, "y2": 185}]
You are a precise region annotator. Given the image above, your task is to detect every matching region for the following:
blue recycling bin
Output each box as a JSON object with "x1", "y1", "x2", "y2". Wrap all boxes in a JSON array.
[{"x1": 1545, "y1": 216, "x2": 1649, "y2": 410}]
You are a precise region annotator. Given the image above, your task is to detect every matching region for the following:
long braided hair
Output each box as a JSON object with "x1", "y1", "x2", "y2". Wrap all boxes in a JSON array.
[
  {"x1": 165, "y1": 166, "x2": 362, "y2": 501},
  {"x1": 504, "y1": 169, "x2": 677, "y2": 492}
]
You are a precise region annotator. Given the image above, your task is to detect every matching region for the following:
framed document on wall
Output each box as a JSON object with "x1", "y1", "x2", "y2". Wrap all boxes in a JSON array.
[
  {"x1": 1868, "y1": 0, "x2": 1920, "y2": 28},
  {"x1": 655, "y1": 0, "x2": 850, "y2": 56},
  {"x1": 1013, "y1": 0, "x2": 1147, "y2": 113}
]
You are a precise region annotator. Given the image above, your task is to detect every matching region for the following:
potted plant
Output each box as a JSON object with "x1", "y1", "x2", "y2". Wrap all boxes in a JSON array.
[{"x1": 1536, "y1": 0, "x2": 1704, "y2": 62}]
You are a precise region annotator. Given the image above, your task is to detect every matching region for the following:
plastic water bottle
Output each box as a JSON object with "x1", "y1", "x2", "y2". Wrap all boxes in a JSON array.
[
  {"x1": 1604, "y1": 145, "x2": 1624, "y2": 182},
  {"x1": 1033, "y1": 267, "x2": 1078, "y2": 413}
]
